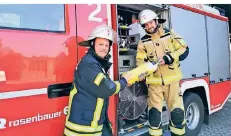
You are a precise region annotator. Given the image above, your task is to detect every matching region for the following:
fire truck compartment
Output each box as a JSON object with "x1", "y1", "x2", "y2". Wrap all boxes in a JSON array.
[{"x1": 116, "y1": 4, "x2": 170, "y2": 135}]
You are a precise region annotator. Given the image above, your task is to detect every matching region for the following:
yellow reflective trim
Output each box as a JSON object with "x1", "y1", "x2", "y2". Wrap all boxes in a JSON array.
[
  {"x1": 148, "y1": 128, "x2": 162, "y2": 135},
  {"x1": 64, "y1": 128, "x2": 102, "y2": 136},
  {"x1": 120, "y1": 48, "x2": 128, "y2": 51},
  {"x1": 150, "y1": 126, "x2": 160, "y2": 130},
  {"x1": 146, "y1": 74, "x2": 182, "y2": 84},
  {"x1": 66, "y1": 122, "x2": 103, "y2": 132},
  {"x1": 91, "y1": 98, "x2": 104, "y2": 128},
  {"x1": 163, "y1": 74, "x2": 182, "y2": 83},
  {"x1": 146, "y1": 78, "x2": 162, "y2": 84},
  {"x1": 176, "y1": 39, "x2": 187, "y2": 46},
  {"x1": 120, "y1": 25, "x2": 129, "y2": 29},
  {"x1": 170, "y1": 126, "x2": 185, "y2": 135},
  {"x1": 94, "y1": 73, "x2": 105, "y2": 86},
  {"x1": 113, "y1": 81, "x2": 121, "y2": 95},
  {"x1": 66, "y1": 84, "x2": 78, "y2": 122}
]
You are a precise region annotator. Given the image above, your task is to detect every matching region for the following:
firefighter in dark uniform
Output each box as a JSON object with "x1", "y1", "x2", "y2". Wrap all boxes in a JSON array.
[
  {"x1": 63, "y1": 24, "x2": 132, "y2": 136},
  {"x1": 137, "y1": 9, "x2": 189, "y2": 136}
]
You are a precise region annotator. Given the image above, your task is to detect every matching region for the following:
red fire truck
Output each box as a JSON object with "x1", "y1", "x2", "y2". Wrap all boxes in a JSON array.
[{"x1": 0, "y1": 4, "x2": 230, "y2": 136}]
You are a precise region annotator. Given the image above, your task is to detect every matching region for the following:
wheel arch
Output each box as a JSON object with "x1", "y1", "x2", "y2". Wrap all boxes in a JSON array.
[{"x1": 180, "y1": 79, "x2": 211, "y2": 124}]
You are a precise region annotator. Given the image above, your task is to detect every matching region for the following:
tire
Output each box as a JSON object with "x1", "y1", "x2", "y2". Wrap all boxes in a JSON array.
[{"x1": 183, "y1": 92, "x2": 204, "y2": 136}]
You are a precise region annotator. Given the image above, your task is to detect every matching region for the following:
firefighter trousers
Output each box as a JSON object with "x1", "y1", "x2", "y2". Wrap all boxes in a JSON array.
[{"x1": 147, "y1": 82, "x2": 186, "y2": 136}]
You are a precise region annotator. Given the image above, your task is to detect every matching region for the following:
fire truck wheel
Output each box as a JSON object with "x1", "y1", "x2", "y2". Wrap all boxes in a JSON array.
[{"x1": 183, "y1": 92, "x2": 204, "y2": 136}]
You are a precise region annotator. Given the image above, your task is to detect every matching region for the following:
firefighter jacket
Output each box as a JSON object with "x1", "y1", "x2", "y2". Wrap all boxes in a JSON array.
[
  {"x1": 136, "y1": 26, "x2": 189, "y2": 85},
  {"x1": 64, "y1": 48, "x2": 127, "y2": 136}
]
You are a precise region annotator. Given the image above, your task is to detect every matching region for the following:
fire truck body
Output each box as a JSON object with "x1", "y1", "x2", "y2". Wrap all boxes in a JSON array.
[
  {"x1": 170, "y1": 4, "x2": 231, "y2": 114},
  {"x1": 0, "y1": 4, "x2": 230, "y2": 136}
]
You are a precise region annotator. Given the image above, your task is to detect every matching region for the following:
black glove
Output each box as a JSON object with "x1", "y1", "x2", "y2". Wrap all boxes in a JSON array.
[{"x1": 163, "y1": 54, "x2": 174, "y2": 65}]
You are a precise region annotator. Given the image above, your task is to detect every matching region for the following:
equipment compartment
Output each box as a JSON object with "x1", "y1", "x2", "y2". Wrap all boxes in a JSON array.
[{"x1": 116, "y1": 4, "x2": 170, "y2": 135}]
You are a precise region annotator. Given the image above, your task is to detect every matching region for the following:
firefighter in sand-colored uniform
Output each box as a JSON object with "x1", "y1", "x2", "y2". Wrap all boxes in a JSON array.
[
  {"x1": 136, "y1": 9, "x2": 189, "y2": 136},
  {"x1": 63, "y1": 24, "x2": 132, "y2": 136}
]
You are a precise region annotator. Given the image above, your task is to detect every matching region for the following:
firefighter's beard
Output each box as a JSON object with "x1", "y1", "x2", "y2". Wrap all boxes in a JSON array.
[{"x1": 146, "y1": 26, "x2": 158, "y2": 34}]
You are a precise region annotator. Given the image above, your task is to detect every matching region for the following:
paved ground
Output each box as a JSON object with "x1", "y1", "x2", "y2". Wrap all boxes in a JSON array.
[{"x1": 198, "y1": 99, "x2": 231, "y2": 136}]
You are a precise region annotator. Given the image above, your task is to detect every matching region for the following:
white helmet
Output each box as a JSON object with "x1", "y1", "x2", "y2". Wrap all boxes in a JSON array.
[
  {"x1": 79, "y1": 24, "x2": 116, "y2": 47},
  {"x1": 139, "y1": 9, "x2": 166, "y2": 25}
]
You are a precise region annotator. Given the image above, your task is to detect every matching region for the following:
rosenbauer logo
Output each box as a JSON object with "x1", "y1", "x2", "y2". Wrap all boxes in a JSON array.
[
  {"x1": 0, "y1": 118, "x2": 7, "y2": 129},
  {"x1": 0, "y1": 106, "x2": 68, "y2": 129}
]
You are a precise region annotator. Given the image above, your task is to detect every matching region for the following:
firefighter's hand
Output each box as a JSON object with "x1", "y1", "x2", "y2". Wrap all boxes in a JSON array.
[
  {"x1": 138, "y1": 76, "x2": 145, "y2": 82},
  {"x1": 159, "y1": 58, "x2": 165, "y2": 65},
  {"x1": 122, "y1": 73, "x2": 133, "y2": 86}
]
